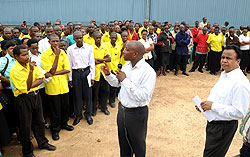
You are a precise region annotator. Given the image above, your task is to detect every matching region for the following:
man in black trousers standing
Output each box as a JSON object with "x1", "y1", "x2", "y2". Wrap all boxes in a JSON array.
[{"x1": 101, "y1": 41, "x2": 156, "y2": 157}]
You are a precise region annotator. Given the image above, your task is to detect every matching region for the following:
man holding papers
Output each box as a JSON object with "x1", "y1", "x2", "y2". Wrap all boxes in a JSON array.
[{"x1": 195, "y1": 45, "x2": 250, "y2": 157}]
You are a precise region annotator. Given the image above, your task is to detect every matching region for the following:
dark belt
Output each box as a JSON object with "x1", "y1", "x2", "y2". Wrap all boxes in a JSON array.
[
  {"x1": 209, "y1": 120, "x2": 237, "y2": 124},
  {"x1": 244, "y1": 142, "x2": 250, "y2": 148},
  {"x1": 73, "y1": 66, "x2": 90, "y2": 72},
  {"x1": 119, "y1": 102, "x2": 147, "y2": 111},
  {"x1": 27, "y1": 90, "x2": 39, "y2": 96}
]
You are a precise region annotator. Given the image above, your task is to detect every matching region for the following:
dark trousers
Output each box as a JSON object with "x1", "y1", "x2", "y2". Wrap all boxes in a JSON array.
[
  {"x1": 72, "y1": 69, "x2": 92, "y2": 118},
  {"x1": 203, "y1": 120, "x2": 238, "y2": 157},
  {"x1": 175, "y1": 54, "x2": 188, "y2": 72},
  {"x1": 191, "y1": 53, "x2": 207, "y2": 70},
  {"x1": 47, "y1": 93, "x2": 70, "y2": 132},
  {"x1": 92, "y1": 74, "x2": 110, "y2": 113},
  {"x1": 145, "y1": 58, "x2": 154, "y2": 68},
  {"x1": 68, "y1": 86, "x2": 74, "y2": 115},
  {"x1": 109, "y1": 86, "x2": 117, "y2": 105},
  {"x1": 208, "y1": 51, "x2": 222, "y2": 73},
  {"x1": 39, "y1": 88, "x2": 49, "y2": 118},
  {"x1": 240, "y1": 143, "x2": 250, "y2": 157},
  {"x1": 117, "y1": 103, "x2": 148, "y2": 157},
  {"x1": 2, "y1": 88, "x2": 17, "y2": 133},
  {"x1": 192, "y1": 42, "x2": 197, "y2": 61},
  {"x1": 15, "y1": 92, "x2": 48, "y2": 156},
  {"x1": 168, "y1": 51, "x2": 176, "y2": 71}
]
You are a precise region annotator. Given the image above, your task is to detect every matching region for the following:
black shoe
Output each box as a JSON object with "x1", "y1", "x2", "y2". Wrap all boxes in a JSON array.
[
  {"x1": 91, "y1": 112, "x2": 96, "y2": 116},
  {"x1": 73, "y1": 117, "x2": 82, "y2": 126},
  {"x1": 39, "y1": 143, "x2": 56, "y2": 151},
  {"x1": 182, "y1": 71, "x2": 189, "y2": 76},
  {"x1": 86, "y1": 117, "x2": 93, "y2": 125},
  {"x1": 23, "y1": 152, "x2": 35, "y2": 157},
  {"x1": 198, "y1": 69, "x2": 203, "y2": 73},
  {"x1": 189, "y1": 69, "x2": 195, "y2": 72},
  {"x1": 110, "y1": 103, "x2": 115, "y2": 108},
  {"x1": 209, "y1": 71, "x2": 215, "y2": 75},
  {"x1": 102, "y1": 109, "x2": 110, "y2": 115},
  {"x1": 61, "y1": 124, "x2": 74, "y2": 131},
  {"x1": 174, "y1": 70, "x2": 178, "y2": 76},
  {"x1": 52, "y1": 132, "x2": 59, "y2": 141}
]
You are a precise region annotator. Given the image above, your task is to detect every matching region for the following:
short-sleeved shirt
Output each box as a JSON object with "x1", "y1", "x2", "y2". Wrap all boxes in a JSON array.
[
  {"x1": 103, "y1": 42, "x2": 121, "y2": 72},
  {"x1": 66, "y1": 34, "x2": 76, "y2": 46},
  {"x1": 21, "y1": 34, "x2": 31, "y2": 39},
  {"x1": 92, "y1": 44, "x2": 110, "y2": 81},
  {"x1": 139, "y1": 38, "x2": 153, "y2": 60},
  {"x1": 239, "y1": 34, "x2": 250, "y2": 50},
  {"x1": 83, "y1": 33, "x2": 95, "y2": 46},
  {"x1": 10, "y1": 61, "x2": 45, "y2": 97},
  {"x1": 41, "y1": 47, "x2": 70, "y2": 95},
  {"x1": 207, "y1": 33, "x2": 224, "y2": 52},
  {"x1": 101, "y1": 32, "x2": 122, "y2": 45}
]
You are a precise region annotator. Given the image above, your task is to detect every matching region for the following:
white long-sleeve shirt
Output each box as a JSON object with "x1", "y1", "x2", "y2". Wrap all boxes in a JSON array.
[
  {"x1": 106, "y1": 58, "x2": 156, "y2": 108},
  {"x1": 208, "y1": 68, "x2": 250, "y2": 121},
  {"x1": 38, "y1": 37, "x2": 50, "y2": 53},
  {"x1": 67, "y1": 43, "x2": 95, "y2": 82}
]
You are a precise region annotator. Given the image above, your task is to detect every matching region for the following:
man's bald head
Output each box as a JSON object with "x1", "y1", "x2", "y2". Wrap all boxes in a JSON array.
[
  {"x1": 73, "y1": 31, "x2": 83, "y2": 37},
  {"x1": 93, "y1": 31, "x2": 101, "y2": 37},
  {"x1": 4, "y1": 27, "x2": 12, "y2": 32},
  {"x1": 128, "y1": 41, "x2": 145, "y2": 56}
]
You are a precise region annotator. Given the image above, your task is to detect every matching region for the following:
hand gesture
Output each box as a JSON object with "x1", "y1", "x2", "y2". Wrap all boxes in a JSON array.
[
  {"x1": 29, "y1": 57, "x2": 36, "y2": 71},
  {"x1": 45, "y1": 72, "x2": 53, "y2": 78},
  {"x1": 201, "y1": 101, "x2": 213, "y2": 112},
  {"x1": 69, "y1": 81, "x2": 73, "y2": 88},
  {"x1": 53, "y1": 46, "x2": 61, "y2": 56},
  {"x1": 100, "y1": 61, "x2": 110, "y2": 75},
  {"x1": 115, "y1": 69, "x2": 126, "y2": 82}
]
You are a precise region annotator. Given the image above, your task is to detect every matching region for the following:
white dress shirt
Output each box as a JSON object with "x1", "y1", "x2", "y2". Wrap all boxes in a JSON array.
[
  {"x1": 208, "y1": 68, "x2": 250, "y2": 121},
  {"x1": 67, "y1": 43, "x2": 95, "y2": 83},
  {"x1": 105, "y1": 58, "x2": 156, "y2": 108},
  {"x1": 38, "y1": 37, "x2": 50, "y2": 53},
  {"x1": 139, "y1": 38, "x2": 153, "y2": 60},
  {"x1": 29, "y1": 50, "x2": 51, "y2": 88}
]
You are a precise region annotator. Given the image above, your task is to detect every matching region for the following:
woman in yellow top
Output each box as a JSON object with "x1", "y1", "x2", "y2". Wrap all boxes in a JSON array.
[{"x1": 207, "y1": 27, "x2": 224, "y2": 75}]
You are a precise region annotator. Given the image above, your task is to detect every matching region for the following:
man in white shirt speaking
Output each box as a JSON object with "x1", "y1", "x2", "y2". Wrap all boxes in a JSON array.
[
  {"x1": 101, "y1": 41, "x2": 156, "y2": 157},
  {"x1": 196, "y1": 45, "x2": 250, "y2": 157}
]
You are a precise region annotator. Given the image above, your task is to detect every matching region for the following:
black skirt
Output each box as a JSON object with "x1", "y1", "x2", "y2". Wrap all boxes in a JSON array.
[
  {"x1": 240, "y1": 50, "x2": 249, "y2": 70},
  {"x1": 0, "y1": 109, "x2": 11, "y2": 147},
  {"x1": 160, "y1": 52, "x2": 170, "y2": 66}
]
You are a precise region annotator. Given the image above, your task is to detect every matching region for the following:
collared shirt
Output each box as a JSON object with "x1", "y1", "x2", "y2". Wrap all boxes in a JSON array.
[
  {"x1": 66, "y1": 34, "x2": 76, "y2": 46},
  {"x1": 105, "y1": 58, "x2": 156, "y2": 108},
  {"x1": 0, "y1": 53, "x2": 16, "y2": 90},
  {"x1": 83, "y1": 33, "x2": 95, "y2": 46},
  {"x1": 101, "y1": 32, "x2": 122, "y2": 45},
  {"x1": 207, "y1": 68, "x2": 250, "y2": 121},
  {"x1": 103, "y1": 42, "x2": 121, "y2": 72},
  {"x1": 207, "y1": 33, "x2": 224, "y2": 52},
  {"x1": 139, "y1": 38, "x2": 153, "y2": 60},
  {"x1": 41, "y1": 47, "x2": 70, "y2": 95},
  {"x1": 147, "y1": 33, "x2": 157, "y2": 44},
  {"x1": 21, "y1": 34, "x2": 31, "y2": 39},
  {"x1": 38, "y1": 37, "x2": 50, "y2": 53},
  {"x1": 199, "y1": 22, "x2": 207, "y2": 28},
  {"x1": 99, "y1": 30, "x2": 107, "y2": 36},
  {"x1": 10, "y1": 61, "x2": 45, "y2": 97},
  {"x1": 67, "y1": 43, "x2": 95, "y2": 82},
  {"x1": 92, "y1": 44, "x2": 110, "y2": 81},
  {"x1": 240, "y1": 109, "x2": 250, "y2": 143},
  {"x1": 175, "y1": 32, "x2": 190, "y2": 55},
  {"x1": 196, "y1": 33, "x2": 209, "y2": 53},
  {"x1": 239, "y1": 34, "x2": 250, "y2": 50}
]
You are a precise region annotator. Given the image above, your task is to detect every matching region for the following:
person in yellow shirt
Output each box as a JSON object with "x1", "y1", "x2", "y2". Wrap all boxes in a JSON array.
[
  {"x1": 119, "y1": 31, "x2": 129, "y2": 65},
  {"x1": 41, "y1": 34, "x2": 74, "y2": 141},
  {"x1": 83, "y1": 23, "x2": 95, "y2": 46},
  {"x1": 22, "y1": 26, "x2": 39, "y2": 39},
  {"x1": 103, "y1": 32, "x2": 121, "y2": 108},
  {"x1": 207, "y1": 27, "x2": 224, "y2": 75},
  {"x1": 101, "y1": 21, "x2": 122, "y2": 44},
  {"x1": 92, "y1": 31, "x2": 111, "y2": 116},
  {"x1": 10, "y1": 45, "x2": 56, "y2": 157},
  {"x1": 99, "y1": 21, "x2": 107, "y2": 36},
  {"x1": 138, "y1": 19, "x2": 149, "y2": 38}
]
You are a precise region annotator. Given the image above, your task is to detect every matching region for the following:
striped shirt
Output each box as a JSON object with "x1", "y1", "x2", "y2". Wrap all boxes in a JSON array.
[{"x1": 240, "y1": 110, "x2": 250, "y2": 143}]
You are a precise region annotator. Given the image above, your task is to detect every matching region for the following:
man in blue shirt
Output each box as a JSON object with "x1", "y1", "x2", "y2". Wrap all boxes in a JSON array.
[{"x1": 175, "y1": 24, "x2": 190, "y2": 76}]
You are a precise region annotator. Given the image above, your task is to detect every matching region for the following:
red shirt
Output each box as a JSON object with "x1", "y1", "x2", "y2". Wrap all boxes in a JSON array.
[
  {"x1": 196, "y1": 33, "x2": 209, "y2": 53},
  {"x1": 192, "y1": 26, "x2": 202, "y2": 43},
  {"x1": 127, "y1": 30, "x2": 139, "y2": 41}
]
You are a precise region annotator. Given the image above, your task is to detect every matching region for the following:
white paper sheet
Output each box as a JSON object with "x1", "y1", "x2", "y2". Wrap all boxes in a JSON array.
[{"x1": 192, "y1": 95, "x2": 215, "y2": 122}]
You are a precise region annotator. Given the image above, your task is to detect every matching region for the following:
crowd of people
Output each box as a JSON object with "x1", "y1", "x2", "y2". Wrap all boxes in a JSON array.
[{"x1": 0, "y1": 17, "x2": 250, "y2": 157}]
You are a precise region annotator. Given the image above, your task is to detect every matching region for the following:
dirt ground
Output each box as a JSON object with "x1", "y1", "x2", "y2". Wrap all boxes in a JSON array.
[{"x1": 3, "y1": 64, "x2": 247, "y2": 157}]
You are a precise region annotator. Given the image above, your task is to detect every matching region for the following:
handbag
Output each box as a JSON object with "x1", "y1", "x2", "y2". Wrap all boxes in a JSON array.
[
  {"x1": 0, "y1": 57, "x2": 10, "y2": 87},
  {"x1": 0, "y1": 57, "x2": 10, "y2": 108}
]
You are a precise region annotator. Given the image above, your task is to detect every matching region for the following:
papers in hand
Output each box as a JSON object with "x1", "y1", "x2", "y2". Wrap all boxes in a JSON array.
[{"x1": 192, "y1": 95, "x2": 215, "y2": 122}]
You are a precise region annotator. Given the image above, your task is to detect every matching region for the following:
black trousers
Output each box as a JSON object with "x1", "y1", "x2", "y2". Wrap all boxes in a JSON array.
[
  {"x1": 0, "y1": 110, "x2": 11, "y2": 147},
  {"x1": 240, "y1": 50, "x2": 249, "y2": 70},
  {"x1": 191, "y1": 53, "x2": 207, "y2": 70},
  {"x1": 240, "y1": 143, "x2": 250, "y2": 157},
  {"x1": 92, "y1": 74, "x2": 110, "y2": 113},
  {"x1": 208, "y1": 51, "x2": 222, "y2": 73},
  {"x1": 2, "y1": 88, "x2": 17, "y2": 133},
  {"x1": 47, "y1": 93, "x2": 70, "y2": 132},
  {"x1": 192, "y1": 42, "x2": 197, "y2": 61},
  {"x1": 175, "y1": 54, "x2": 188, "y2": 72},
  {"x1": 39, "y1": 88, "x2": 49, "y2": 118},
  {"x1": 168, "y1": 51, "x2": 176, "y2": 71},
  {"x1": 145, "y1": 58, "x2": 154, "y2": 68},
  {"x1": 109, "y1": 86, "x2": 117, "y2": 105},
  {"x1": 117, "y1": 102, "x2": 148, "y2": 157},
  {"x1": 15, "y1": 92, "x2": 48, "y2": 156},
  {"x1": 72, "y1": 69, "x2": 92, "y2": 118},
  {"x1": 203, "y1": 120, "x2": 238, "y2": 157}
]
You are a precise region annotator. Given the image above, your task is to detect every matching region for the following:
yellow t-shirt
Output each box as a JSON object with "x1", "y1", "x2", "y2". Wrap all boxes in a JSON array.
[
  {"x1": 83, "y1": 33, "x2": 95, "y2": 46},
  {"x1": 10, "y1": 61, "x2": 45, "y2": 97},
  {"x1": 118, "y1": 41, "x2": 129, "y2": 65},
  {"x1": 207, "y1": 33, "x2": 224, "y2": 52},
  {"x1": 41, "y1": 47, "x2": 70, "y2": 95},
  {"x1": 156, "y1": 28, "x2": 161, "y2": 35},
  {"x1": 21, "y1": 34, "x2": 31, "y2": 39},
  {"x1": 92, "y1": 44, "x2": 110, "y2": 81},
  {"x1": 103, "y1": 42, "x2": 121, "y2": 72},
  {"x1": 138, "y1": 26, "x2": 149, "y2": 38},
  {"x1": 0, "y1": 36, "x2": 4, "y2": 52},
  {"x1": 248, "y1": 31, "x2": 250, "y2": 35},
  {"x1": 101, "y1": 32, "x2": 122, "y2": 44}
]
